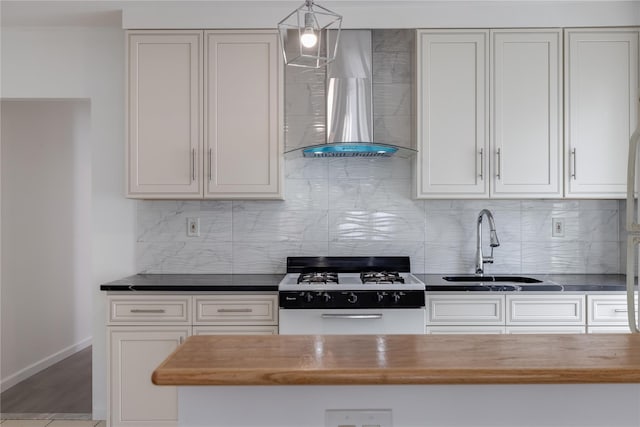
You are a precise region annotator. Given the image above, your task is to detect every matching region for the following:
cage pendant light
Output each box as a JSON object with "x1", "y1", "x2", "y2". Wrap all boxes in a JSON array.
[{"x1": 278, "y1": 0, "x2": 342, "y2": 68}]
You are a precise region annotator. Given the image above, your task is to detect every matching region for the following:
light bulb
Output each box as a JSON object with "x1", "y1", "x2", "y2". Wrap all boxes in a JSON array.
[{"x1": 300, "y1": 27, "x2": 317, "y2": 48}]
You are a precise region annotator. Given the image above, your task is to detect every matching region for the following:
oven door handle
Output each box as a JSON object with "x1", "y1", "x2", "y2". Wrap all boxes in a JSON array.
[{"x1": 321, "y1": 313, "x2": 383, "y2": 320}]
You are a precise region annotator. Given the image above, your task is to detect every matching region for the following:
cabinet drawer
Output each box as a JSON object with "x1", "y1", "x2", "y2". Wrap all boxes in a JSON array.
[
  {"x1": 108, "y1": 296, "x2": 190, "y2": 325},
  {"x1": 506, "y1": 295, "x2": 585, "y2": 325},
  {"x1": 427, "y1": 295, "x2": 505, "y2": 325},
  {"x1": 587, "y1": 295, "x2": 638, "y2": 326},
  {"x1": 194, "y1": 295, "x2": 278, "y2": 325}
]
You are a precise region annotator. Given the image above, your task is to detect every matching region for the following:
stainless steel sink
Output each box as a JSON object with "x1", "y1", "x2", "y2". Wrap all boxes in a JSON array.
[
  {"x1": 442, "y1": 275, "x2": 542, "y2": 283},
  {"x1": 425, "y1": 284, "x2": 519, "y2": 292},
  {"x1": 428, "y1": 277, "x2": 564, "y2": 292},
  {"x1": 517, "y1": 284, "x2": 564, "y2": 292}
]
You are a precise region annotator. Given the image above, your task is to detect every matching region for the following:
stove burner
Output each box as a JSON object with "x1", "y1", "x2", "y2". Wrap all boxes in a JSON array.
[
  {"x1": 360, "y1": 271, "x2": 405, "y2": 284},
  {"x1": 297, "y1": 272, "x2": 339, "y2": 284}
]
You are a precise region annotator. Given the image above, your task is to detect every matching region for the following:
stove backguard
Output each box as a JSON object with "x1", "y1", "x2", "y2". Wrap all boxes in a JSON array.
[{"x1": 286, "y1": 256, "x2": 411, "y2": 274}]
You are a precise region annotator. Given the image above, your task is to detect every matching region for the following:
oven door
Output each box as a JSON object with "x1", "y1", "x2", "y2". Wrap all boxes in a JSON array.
[{"x1": 278, "y1": 308, "x2": 426, "y2": 335}]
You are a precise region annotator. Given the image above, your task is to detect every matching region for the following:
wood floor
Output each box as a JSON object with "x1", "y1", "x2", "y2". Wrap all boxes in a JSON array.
[
  {"x1": 0, "y1": 421, "x2": 105, "y2": 427},
  {"x1": 1, "y1": 347, "x2": 92, "y2": 419}
]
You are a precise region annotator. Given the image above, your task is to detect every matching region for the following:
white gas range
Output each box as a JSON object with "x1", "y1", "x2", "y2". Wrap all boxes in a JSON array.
[{"x1": 278, "y1": 256, "x2": 426, "y2": 335}]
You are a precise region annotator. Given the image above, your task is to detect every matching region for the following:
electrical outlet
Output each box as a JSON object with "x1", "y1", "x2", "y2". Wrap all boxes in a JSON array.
[
  {"x1": 187, "y1": 217, "x2": 200, "y2": 237},
  {"x1": 552, "y1": 218, "x2": 564, "y2": 238},
  {"x1": 326, "y1": 410, "x2": 392, "y2": 427}
]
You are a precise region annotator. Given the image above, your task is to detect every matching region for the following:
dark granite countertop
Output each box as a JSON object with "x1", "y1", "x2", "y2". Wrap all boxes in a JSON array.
[
  {"x1": 101, "y1": 273, "x2": 632, "y2": 293},
  {"x1": 100, "y1": 274, "x2": 282, "y2": 292}
]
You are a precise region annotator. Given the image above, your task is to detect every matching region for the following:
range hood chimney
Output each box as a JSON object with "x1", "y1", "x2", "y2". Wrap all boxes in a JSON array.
[{"x1": 287, "y1": 30, "x2": 417, "y2": 158}]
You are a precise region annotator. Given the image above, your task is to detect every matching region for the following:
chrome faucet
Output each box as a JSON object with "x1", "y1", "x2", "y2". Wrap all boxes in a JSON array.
[{"x1": 475, "y1": 209, "x2": 500, "y2": 275}]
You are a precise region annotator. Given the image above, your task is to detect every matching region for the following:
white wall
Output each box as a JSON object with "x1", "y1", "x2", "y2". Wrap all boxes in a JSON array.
[
  {"x1": 121, "y1": 1, "x2": 640, "y2": 29},
  {"x1": 1, "y1": 26, "x2": 137, "y2": 419},
  {"x1": 1, "y1": 99, "x2": 92, "y2": 390}
]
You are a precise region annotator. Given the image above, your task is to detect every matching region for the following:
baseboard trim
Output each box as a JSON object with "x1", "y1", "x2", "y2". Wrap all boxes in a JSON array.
[
  {"x1": 0, "y1": 337, "x2": 92, "y2": 393},
  {"x1": 0, "y1": 412, "x2": 93, "y2": 420}
]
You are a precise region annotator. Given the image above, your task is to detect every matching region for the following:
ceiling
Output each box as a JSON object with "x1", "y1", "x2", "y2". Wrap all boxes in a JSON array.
[{"x1": 2, "y1": 0, "x2": 638, "y2": 28}]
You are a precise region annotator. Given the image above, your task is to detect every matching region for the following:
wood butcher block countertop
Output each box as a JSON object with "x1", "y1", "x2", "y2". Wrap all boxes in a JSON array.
[{"x1": 152, "y1": 334, "x2": 640, "y2": 386}]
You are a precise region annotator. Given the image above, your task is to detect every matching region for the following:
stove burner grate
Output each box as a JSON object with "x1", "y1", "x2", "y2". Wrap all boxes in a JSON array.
[
  {"x1": 297, "y1": 272, "x2": 339, "y2": 284},
  {"x1": 360, "y1": 271, "x2": 405, "y2": 284}
]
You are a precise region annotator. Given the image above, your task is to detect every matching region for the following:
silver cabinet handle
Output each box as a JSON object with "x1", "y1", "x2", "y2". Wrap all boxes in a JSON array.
[
  {"x1": 191, "y1": 148, "x2": 196, "y2": 182},
  {"x1": 496, "y1": 148, "x2": 501, "y2": 180},
  {"x1": 571, "y1": 148, "x2": 577, "y2": 179},
  {"x1": 208, "y1": 148, "x2": 212, "y2": 181},
  {"x1": 614, "y1": 309, "x2": 629, "y2": 313},
  {"x1": 130, "y1": 309, "x2": 166, "y2": 313},
  {"x1": 217, "y1": 308, "x2": 253, "y2": 313},
  {"x1": 479, "y1": 148, "x2": 484, "y2": 180},
  {"x1": 321, "y1": 314, "x2": 383, "y2": 319},
  {"x1": 179, "y1": 336, "x2": 184, "y2": 344}
]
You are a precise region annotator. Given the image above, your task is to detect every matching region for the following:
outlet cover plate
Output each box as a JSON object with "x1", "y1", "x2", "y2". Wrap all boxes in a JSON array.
[
  {"x1": 552, "y1": 218, "x2": 564, "y2": 238},
  {"x1": 187, "y1": 217, "x2": 200, "y2": 237}
]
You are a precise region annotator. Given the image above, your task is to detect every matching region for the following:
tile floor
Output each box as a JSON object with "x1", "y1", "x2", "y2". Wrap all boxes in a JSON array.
[{"x1": 0, "y1": 421, "x2": 105, "y2": 427}]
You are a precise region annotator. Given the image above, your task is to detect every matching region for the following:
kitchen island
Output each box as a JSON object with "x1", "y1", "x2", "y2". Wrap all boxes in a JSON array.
[{"x1": 153, "y1": 334, "x2": 640, "y2": 427}]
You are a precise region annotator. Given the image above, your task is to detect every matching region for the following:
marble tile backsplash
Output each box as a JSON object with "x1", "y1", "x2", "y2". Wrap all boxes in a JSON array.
[
  {"x1": 136, "y1": 29, "x2": 624, "y2": 275},
  {"x1": 136, "y1": 158, "x2": 623, "y2": 274}
]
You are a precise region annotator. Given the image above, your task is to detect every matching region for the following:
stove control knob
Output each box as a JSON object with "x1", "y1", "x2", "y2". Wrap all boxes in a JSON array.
[
  {"x1": 376, "y1": 291, "x2": 388, "y2": 302},
  {"x1": 303, "y1": 292, "x2": 314, "y2": 303},
  {"x1": 391, "y1": 292, "x2": 405, "y2": 303},
  {"x1": 320, "y1": 292, "x2": 332, "y2": 302},
  {"x1": 347, "y1": 292, "x2": 358, "y2": 304}
]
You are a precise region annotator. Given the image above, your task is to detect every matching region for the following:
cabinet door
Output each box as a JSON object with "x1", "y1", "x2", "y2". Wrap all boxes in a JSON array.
[
  {"x1": 205, "y1": 31, "x2": 283, "y2": 199},
  {"x1": 427, "y1": 294, "x2": 504, "y2": 325},
  {"x1": 127, "y1": 31, "x2": 203, "y2": 198},
  {"x1": 415, "y1": 30, "x2": 489, "y2": 198},
  {"x1": 109, "y1": 327, "x2": 190, "y2": 427},
  {"x1": 506, "y1": 295, "x2": 586, "y2": 326},
  {"x1": 490, "y1": 30, "x2": 562, "y2": 197},
  {"x1": 565, "y1": 28, "x2": 639, "y2": 198}
]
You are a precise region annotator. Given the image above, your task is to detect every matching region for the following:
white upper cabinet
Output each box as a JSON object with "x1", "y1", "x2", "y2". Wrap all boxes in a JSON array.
[
  {"x1": 565, "y1": 28, "x2": 639, "y2": 198},
  {"x1": 415, "y1": 29, "x2": 563, "y2": 199},
  {"x1": 490, "y1": 29, "x2": 562, "y2": 198},
  {"x1": 127, "y1": 31, "x2": 203, "y2": 198},
  {"x1": 126, "y1": 30, "x2": 283, "y2": 200},
  {"x1": 415, "y1": 30, "x2": 489, "y2": 198},
  {"x1": 205, "y1": 31, "x2": 283, "y2": 199}
]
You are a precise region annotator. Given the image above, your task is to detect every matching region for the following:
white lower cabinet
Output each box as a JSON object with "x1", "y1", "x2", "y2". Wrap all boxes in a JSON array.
[
  {"x1": 426, "y1": 294, "x2": 504, "y2": 334},
  {"x1": 109, "y1": 327, "x2": 190, "y2": 427},
  {"x1": 107, "y1": 293, "x2": 278, "y2": 427},
  {"x1": 427, "y1": 293, "x2": 589, "y2": 334},
  {"x1": 194, "y1": 295, "x2": 278, "y2": 325},
  {"x1": 427, "y1": 294, "x2": 505, "y2": 326},
  {"x1": 587, "y1": 294, "x2": 638, "y2": 333},
  {"x1": 506, "y1": 294, "x2": 585, "y2": 326}
]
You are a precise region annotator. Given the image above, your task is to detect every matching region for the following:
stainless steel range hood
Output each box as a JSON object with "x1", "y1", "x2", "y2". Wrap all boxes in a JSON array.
[{"x1": 287, "y1": 30, "x2": 417, "y2": 158}]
